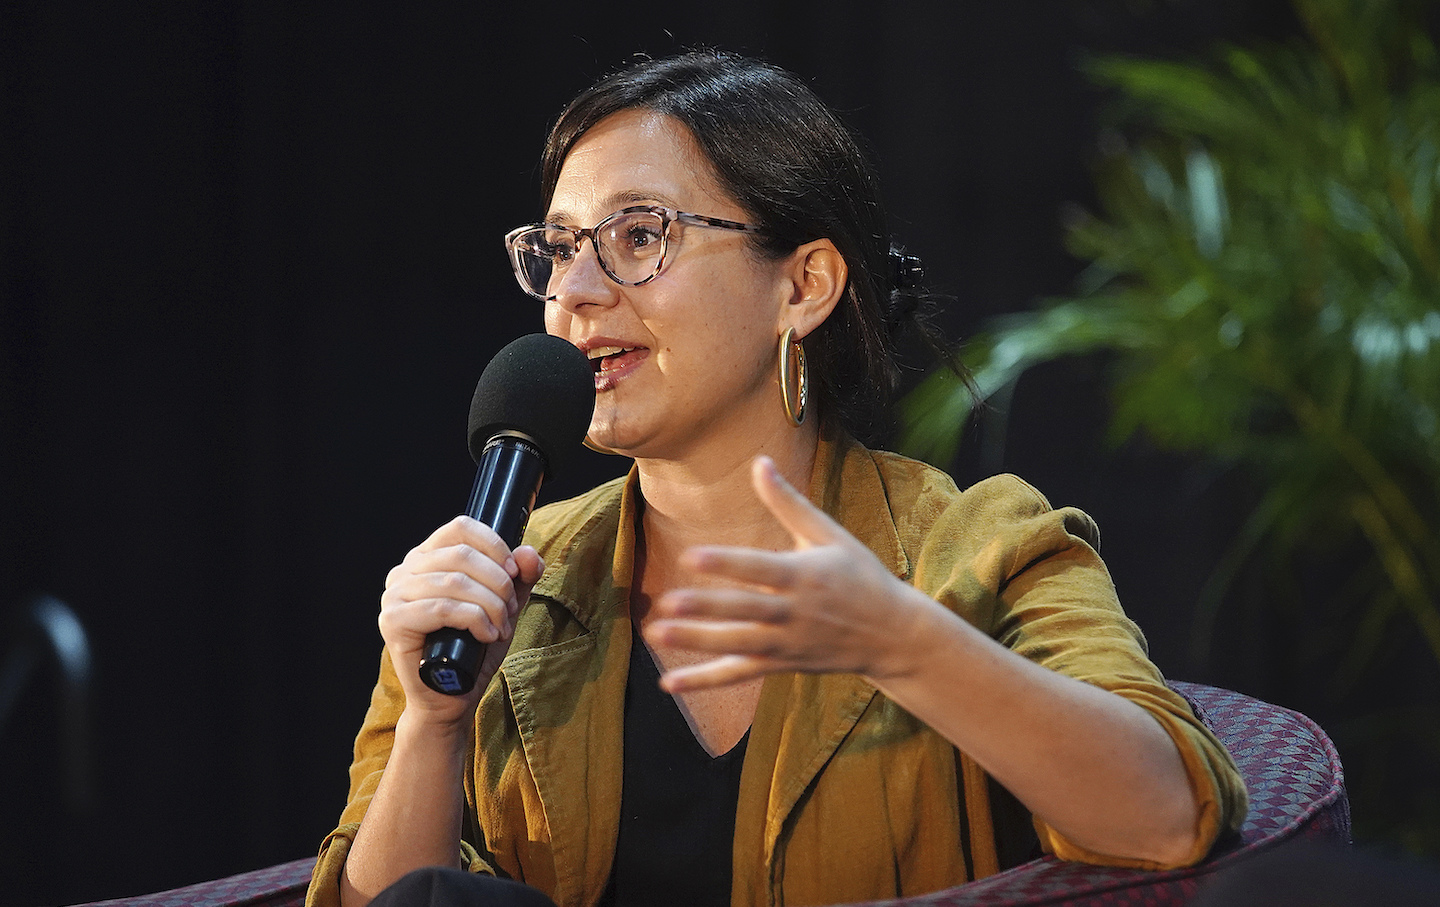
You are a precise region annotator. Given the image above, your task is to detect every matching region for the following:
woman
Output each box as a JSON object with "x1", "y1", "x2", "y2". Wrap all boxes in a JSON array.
[{"x1": 309, "y1": 50, "x2": 1246, "y2": 907}]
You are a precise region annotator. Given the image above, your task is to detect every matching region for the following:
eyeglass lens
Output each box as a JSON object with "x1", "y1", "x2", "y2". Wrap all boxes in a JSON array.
[{"x1": 512, "y1": 210, "x2": 668, "y2": 297}]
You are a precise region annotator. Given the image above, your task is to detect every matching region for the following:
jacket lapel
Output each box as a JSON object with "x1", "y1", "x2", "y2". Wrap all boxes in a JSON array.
[
  {"x1": 732, "y1": 434, "x2": 910, "y2": 906},
  {"x1": 498, "y1": 435, "x2": 914, "y2": 907},
  {"x1": 734, "y1": 672, "x2": 877, "y2": 906},
  {"x1": 502, "y1": 620, "x2": 629, "y2": 907},
  {"x1": 496, "y1": 469, "x2": 641, "y2": 907}
]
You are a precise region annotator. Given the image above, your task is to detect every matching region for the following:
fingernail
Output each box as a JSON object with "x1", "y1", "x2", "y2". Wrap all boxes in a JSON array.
[
  {"x1": 678, "y1": 548, "x2": 704, "y2": 570},
  {"x1": 757, "y1": 456, "x2": 781, "y2": 482}
]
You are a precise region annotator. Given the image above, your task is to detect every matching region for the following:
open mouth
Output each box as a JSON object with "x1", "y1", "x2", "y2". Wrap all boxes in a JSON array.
[
  {"x1": 587, "y1": 345, "x2": 642, "y2": 374},
  {"x1": 584, "y1": 344, "x2": 647, "y2": 391}
]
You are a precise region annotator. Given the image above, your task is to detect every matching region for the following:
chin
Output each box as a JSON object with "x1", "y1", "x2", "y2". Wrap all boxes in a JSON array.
[
  {"x1": 586, "y1": 421, "x2": 642, "y2": 458},
  {"x1": 588, "y1": 404, "x2": 662, "y2": 454},
  {"x1": 593, "y1": 428, "x2": 683, "y2": 463}
]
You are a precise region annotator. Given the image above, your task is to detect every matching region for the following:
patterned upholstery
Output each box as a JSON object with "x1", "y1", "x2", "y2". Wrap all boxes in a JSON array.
[
  {"x1": 70, "y1": 858, "x2": 314, "y2": 907},
  {"x1": 70, "y1": 683, "x2": 1347, "y2": 907},
  {"x1": 848, "y1": 682, "x2": 1351, "y2": 906}
]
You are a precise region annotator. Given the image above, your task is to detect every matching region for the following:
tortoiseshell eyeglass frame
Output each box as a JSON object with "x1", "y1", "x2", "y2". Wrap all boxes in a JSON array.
[{"x1": 503, "y1": 204, "x2": 764, "y2": 301}]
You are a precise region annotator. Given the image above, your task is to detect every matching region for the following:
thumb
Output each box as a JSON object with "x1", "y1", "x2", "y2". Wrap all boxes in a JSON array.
[
  {"x1": 751, "y1": 456, "x2": 842, "y2": 548},
  {"x1": 511, "y1": 547, "x2": 546, "y2": 614}
]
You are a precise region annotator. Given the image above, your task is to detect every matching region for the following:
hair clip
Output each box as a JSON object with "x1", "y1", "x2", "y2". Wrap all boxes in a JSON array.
[{"x1": 889, "y1": 248, "x2": 925, "y2": 291}]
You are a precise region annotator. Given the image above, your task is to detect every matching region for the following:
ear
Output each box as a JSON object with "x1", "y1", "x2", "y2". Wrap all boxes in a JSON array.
[{"x1": 778, "y1": 238, "x2": 847, "y2": 340}]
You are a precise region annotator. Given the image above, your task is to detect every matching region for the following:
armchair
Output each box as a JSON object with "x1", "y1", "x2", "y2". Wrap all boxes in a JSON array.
[{"x1": 71, "y1": 682, "x2": 1348, "y2": 907}]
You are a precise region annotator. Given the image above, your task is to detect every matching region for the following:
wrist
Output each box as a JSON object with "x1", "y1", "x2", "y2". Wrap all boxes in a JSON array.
[
  {"x1": 396, "y1": 701, "x2": 477, "y2": 747},
  {"x1": 864, "y1": 583, "x2": 962, "y2": 684}
]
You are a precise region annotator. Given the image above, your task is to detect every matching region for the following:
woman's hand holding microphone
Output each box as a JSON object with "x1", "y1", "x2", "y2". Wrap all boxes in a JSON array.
[{"x1": 378, "y1": 514, "x2": 545, "y2": 726}]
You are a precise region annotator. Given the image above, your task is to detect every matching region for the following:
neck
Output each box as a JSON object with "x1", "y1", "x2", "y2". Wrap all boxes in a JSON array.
[{"x1": 634, "y1": 417, "x2": 821, "y2": 559}]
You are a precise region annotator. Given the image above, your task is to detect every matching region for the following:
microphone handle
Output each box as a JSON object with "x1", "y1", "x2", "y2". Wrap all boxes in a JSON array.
[{"x1": 417, "y1": 434, "x2": 545, "y2": 695}]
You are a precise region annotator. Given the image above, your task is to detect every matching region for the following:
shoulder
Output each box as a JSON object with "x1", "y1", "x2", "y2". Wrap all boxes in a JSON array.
[
  {"x1": 867, "y1": 448, "x2": 1046, "y2": 513},
  {"x1": 858, "y1": 454, "x2": 1119, "y2": 646},
  {"x1": 862, "y1": 448, "x2": 1094, "y2": 549},
  {"x1": 850, "y1": 448, "x2": 1108, "y2": 618}
]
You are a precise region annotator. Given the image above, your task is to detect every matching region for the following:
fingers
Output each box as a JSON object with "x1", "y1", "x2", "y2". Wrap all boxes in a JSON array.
[
  {"x1": 380, "y1": 517, "x2": 539, "y2": 652},
  {"x1": 676, "y1": 455, "x2": 846, "y2": 586},
  {"x1": 391, "y1": 542, "x2": 513, "y2": 596},
  {"x1": 390, "y1": 515, "x2": 518, "y2": 587},
  {"x1": 659, "y1": 586, "x2": 791, "y2": 624},
  {"x1": 647, "y1": 464, "x2": 908, "y2": 689},
  {"x1": 510, "y1": 546, "x2": 546, "y2": 621},
  {"x1": 658, "y1": 654, "x2": 769, "y2": 693},
  {"x1": 512, "y1": 545, "x2": 545, "y2": 585},
  {"x1": 679, "y1": 546, "x2": 797, "y2": 590},
  {"x1": 380, "y1": 568, "x2": 514, "y2": 645},
  {"x1": 751, "y1": 456, "x2": 843, "y2": 548},
  {"x1": 647, "y1": 616, "x2": 784, "y2": 657},
  {"x1": 388, "y1": 554, "x2": 516, "y2": 637},
  {"x1": 378, "y1": 591, "x2": 508, "y2": 646},
  {"x1": 647, "y1": 588, "x2": 809, "y2": 678}
]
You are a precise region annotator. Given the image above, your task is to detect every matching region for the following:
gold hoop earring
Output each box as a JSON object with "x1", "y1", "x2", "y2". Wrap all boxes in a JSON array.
[{"x1": 778, "y1": 326, "x2": 808, "y2": 426}]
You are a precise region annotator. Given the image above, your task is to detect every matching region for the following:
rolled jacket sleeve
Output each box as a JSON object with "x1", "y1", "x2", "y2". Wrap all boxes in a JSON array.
[
  {"x1": 304, "y1": 650, "x2": 494, "y2": 907},
  {"x1": 917, "y1": 471, "x2": 1247, "y2": 869}
]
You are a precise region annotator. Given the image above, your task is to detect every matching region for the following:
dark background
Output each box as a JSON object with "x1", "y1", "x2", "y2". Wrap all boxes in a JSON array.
[{"x1": 0, "y1": 2, "x2": 1324, "y2": 903}]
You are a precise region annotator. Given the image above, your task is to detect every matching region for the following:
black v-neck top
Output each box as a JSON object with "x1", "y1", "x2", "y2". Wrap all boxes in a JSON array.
[{"x1": 599, "y1": 624, "x2": 750, "y2": 907}]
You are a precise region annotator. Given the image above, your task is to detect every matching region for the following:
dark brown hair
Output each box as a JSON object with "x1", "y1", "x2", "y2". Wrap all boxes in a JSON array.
[{"x1": 540, "y1": 50, "x2": 952, "y2": 443}]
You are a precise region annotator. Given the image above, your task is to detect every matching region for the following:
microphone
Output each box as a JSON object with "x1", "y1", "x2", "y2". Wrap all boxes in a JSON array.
[{"x1": 417, "y1": 333, "x2": 595, "y2": 696}]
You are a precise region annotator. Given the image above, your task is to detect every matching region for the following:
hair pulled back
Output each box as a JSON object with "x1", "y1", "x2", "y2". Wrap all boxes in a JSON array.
[{"x1": 540, "y1": 50, "x2": 942, "y2": 444}]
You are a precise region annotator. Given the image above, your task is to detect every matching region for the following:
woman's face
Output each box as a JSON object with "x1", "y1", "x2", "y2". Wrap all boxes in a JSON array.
[{"x1": 543, "y1": 109, "x2": 795, "y2": 460}]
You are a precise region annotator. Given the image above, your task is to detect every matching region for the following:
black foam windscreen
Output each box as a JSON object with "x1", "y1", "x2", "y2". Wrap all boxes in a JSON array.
[{"x1": 467, "y1": 333, "x2": 595, "y2": 478}]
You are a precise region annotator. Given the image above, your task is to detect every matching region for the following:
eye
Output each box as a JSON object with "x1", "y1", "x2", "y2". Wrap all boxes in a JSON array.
[
  {"x1": 628, "y1": 223, "x2": 660, "y2": 246},
  {"x1": 534, "y1": 233, "x2": 577, "y2": 263},
  {"x1": 618, "y1": 220, "x2": 664, "y2": 256}
]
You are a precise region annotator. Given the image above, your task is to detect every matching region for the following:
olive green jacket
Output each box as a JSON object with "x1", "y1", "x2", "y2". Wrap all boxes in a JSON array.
[{"x1": 309, "y1": 434, "x2": 1246, "y2": 907}]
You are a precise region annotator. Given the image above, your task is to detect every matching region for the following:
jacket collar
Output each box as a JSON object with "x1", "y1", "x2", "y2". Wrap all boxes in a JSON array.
[
  {"x1": 528, "y1": 428, "x2": 910, "y2": 631},
  {"x1": 811, "y1": 429, "x2": 909, "y2": 580},
  {"x1": 526, "y1": 469, "x2": 639, "y2": 632},
  {"x1": 514, "y1": 430, "x2": 916, "y2": 906}
]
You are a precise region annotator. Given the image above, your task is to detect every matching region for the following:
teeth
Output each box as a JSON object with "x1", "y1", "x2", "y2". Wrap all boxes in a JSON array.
[{"x1": 587, "y1": 346, "x2": 631, "y2": 359}]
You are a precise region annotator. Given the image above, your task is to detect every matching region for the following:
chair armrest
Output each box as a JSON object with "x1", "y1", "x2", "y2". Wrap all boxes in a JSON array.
[
  {"x1": 64, "y1": 686, "x2": 1348, "y2": 907},
  {"x1": 834, "y1": 682, "x2": 1349, "y2": 906},
  {"x1": 69, "y1": 857, "x2": 316, "y2": 907}
]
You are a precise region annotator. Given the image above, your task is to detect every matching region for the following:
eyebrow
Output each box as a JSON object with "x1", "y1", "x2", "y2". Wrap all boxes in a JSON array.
[{"x1": 545, "y1": 189, "x2": 684, "y2": 226}]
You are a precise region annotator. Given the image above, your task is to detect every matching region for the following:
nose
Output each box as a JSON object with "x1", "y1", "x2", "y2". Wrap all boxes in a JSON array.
[{"x1": 548, "y1": 236, "x2": 619, "y2": 312}]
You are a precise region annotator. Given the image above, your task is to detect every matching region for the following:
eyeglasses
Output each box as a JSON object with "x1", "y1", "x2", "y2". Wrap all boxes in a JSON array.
[{"x1": 504, "y1": 204, "x2": 764, "y2": 301}]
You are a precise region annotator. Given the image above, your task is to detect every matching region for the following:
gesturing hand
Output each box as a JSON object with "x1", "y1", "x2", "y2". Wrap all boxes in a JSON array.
[{"x1": 645, "y1": 456, "x2": 935, "y2": 692}]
